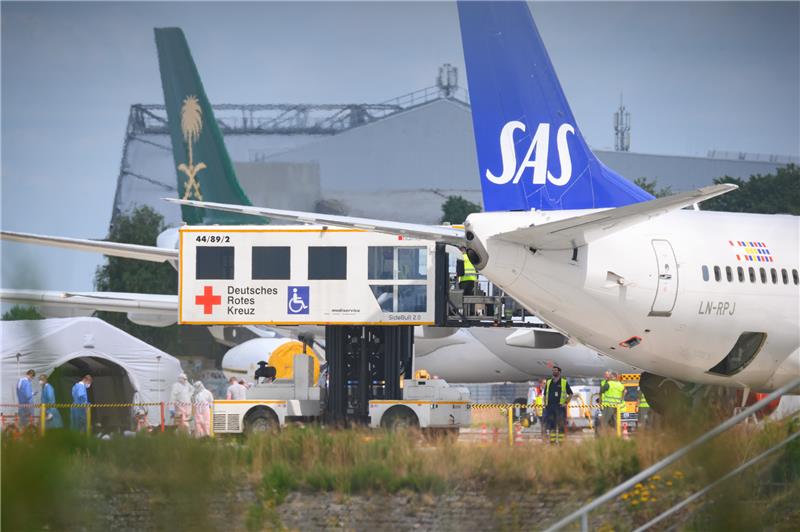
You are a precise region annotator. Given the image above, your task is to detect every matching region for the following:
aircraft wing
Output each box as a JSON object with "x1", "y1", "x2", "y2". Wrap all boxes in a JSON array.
[
  {"x1": 493, "y1": 184, "x2": 738, "y2": 250},
  {"x1": 166, "y1": 198, "x2": 465, "y2": 245},
  {"x1": 1, "y1": 230, "x2": 178, "y2": 263},
  {"x1": 0, "y1": 289, "x2": 178, "y2": 326}
]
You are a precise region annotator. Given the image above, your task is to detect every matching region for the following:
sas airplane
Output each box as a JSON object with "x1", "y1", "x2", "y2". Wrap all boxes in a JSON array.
[
  {"x1": 1, "y1": 25, "x2": 634, "y2": 384},
  {"x1": 161, "y1": 1, "x2": 798, "y2": 412}
]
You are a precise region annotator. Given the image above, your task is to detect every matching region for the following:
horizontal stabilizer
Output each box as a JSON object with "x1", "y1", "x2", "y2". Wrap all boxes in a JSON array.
[
  {"x1": 494, "y1": 184, "x2": 738, "y2": 250},
  {"x1": 166, "y1": 198, "x2": 466, "y2": 244},
  {"x1": 1, "y1": 231, "x2": 178, "y2": 263}
]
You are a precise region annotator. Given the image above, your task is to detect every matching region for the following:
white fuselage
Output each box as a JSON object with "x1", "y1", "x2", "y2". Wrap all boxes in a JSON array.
[{"x1": 466, "y1": 209, "x2": 800, "y2": 392}]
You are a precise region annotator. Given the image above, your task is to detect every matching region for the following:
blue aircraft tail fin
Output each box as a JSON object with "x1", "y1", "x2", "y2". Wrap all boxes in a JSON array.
[{"x1": 457, "y1": 1, "x2": 653, "y2": 211}]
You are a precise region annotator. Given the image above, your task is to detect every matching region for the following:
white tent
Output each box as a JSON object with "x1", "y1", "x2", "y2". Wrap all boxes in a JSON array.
[{"x1": 1, "y1": 317, "x2": 182, "y2": 429}]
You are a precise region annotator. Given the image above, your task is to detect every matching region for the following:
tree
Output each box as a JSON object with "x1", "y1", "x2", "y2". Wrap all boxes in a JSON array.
[
  {"x1": 441, "y1": 195, "x2": 482, "y2": 224},
  {"x1": 2, "y1": 305, "x2": 44, "y2": 320},
  {"x1": 633, "y1": 177, "x2": 673, "y2": 198},
  {"x1": 94, "y1": 206, "x2": 180, "y2": 352},
  {"x1": 702, "y1": 164, "x2": 800, "y2": 215}
]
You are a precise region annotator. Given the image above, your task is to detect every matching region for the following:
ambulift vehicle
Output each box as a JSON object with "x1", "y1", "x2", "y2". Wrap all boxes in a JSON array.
[{"x1": 212, "y1": 355, "x2": 471, "y2": 435}]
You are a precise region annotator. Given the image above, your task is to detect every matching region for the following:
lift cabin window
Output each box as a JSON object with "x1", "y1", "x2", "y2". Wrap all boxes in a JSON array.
[
  {"x1": 397, "y1": 248, "x2": 426, "y2": 280},
  {"x1": 308, "y1": 247, "x2": 347, "y2": 280},
  {"x1": 196, "y1": 246, "x2": 235, "y2": 280},
  {"x1": 368, "y1": 246, "x2": 428, "y2": 313},
  {"x1": 368, "y1": 247, "x2": 394, "y2": 280},
  {"x1": 252, "y1": 246, "x2": 290, "y2": 280},
  {"x1": 708, "y1": 332, "x2": 767, "y2": 376}
]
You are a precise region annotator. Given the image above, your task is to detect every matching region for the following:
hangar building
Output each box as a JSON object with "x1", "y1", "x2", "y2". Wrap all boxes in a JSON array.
[{"x1": 111, "y1": 74, "x2": 793, "y2": 229}]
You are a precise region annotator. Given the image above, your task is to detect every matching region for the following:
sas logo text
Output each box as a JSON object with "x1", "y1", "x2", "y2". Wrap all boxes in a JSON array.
[{"x1": 486, "y1": 121, "x2": 575, "y2": 187}]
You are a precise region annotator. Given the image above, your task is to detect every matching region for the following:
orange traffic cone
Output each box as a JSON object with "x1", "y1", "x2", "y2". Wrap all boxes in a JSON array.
[
  {"x1": 514, "y1": 423, "x2": 524, "y2": 446},
  {"x1": 480, "y1": 424, "x2": 488, "y2": 444}
]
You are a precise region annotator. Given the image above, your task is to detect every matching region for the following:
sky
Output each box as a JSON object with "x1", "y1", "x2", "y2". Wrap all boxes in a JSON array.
[{"x1": 2, "y1": 1, "x2": 799, "y2": 293}]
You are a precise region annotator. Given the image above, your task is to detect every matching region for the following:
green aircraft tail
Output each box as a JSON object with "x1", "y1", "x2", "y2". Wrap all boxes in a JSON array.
[{"x1": 155, "y1": 27, "x2": 258, "y2": 225}]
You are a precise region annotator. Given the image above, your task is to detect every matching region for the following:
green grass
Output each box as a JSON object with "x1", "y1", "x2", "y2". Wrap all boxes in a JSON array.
[{"x1": 3, "y1": 419, "x2": 798, "y2": 531}]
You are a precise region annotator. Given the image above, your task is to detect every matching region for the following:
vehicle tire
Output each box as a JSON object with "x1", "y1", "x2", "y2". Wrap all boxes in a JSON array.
[
  {"x1": 380, "y1": 407, "x2": 419, "y2": 431},
  {"x1": 244, "y1": 408, "x2": 279, "y2": 435}
]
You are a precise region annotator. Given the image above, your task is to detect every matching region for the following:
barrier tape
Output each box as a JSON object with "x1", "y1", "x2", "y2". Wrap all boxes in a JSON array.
[
  {"x1": 2, "y1": 402, "x2": 628, "y2": 410},
  {"x1": 469, "y1": 403, "x2": 615, "y2": 410},
  {"x1": 1, "y1": 402, "x2": 187, "y2": 409}
]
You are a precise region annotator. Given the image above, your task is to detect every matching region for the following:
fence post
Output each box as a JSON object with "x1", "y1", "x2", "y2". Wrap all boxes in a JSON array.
[
  {"x1": 507, "y1": 405, "x2": 514, "y2": 447},
  {"x1": 160, "y1": 402, "x2": 165, "y2": 432},
  {"x1": 86, "y1": 405, "x2": 92, "y2": 436},
  {"x1": 40, "y1": 405, "x2": 46, "y2": 436}
]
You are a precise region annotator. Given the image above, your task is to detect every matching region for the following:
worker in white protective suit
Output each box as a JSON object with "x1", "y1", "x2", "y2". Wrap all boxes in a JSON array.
[
  {"x1": 193, "y1": 381, "x2": 214, "y2": 437},
  {"x1": 170, "y1": 373, "x2": 193, "y2": 432}
]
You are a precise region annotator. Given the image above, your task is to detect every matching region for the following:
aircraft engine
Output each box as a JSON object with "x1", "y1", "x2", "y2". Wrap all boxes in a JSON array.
[{"x1": 222, "y1": 337, "x2": 320, "y2": 383}]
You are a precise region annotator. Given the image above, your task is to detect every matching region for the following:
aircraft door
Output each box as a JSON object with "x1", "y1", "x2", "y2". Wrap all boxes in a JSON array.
[{"x1": 649, "y1": 239, "x2": 678, "y2": 317}]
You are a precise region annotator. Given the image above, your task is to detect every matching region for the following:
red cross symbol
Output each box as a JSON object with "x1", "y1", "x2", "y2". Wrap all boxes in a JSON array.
[{"x1": 195, "y1": 285, "x2": 221, "y2": 315}]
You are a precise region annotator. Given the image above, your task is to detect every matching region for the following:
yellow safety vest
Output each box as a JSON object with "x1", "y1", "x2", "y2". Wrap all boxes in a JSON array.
[
  {"x1": 639, "y1": 389, "x2": 650, "y2": 409},
  {"x1": 600, "y1": 379, "x2": 608, "y2": 406},
  {"x1": 544, "y1": 378, "x2": 569, "y2": 407},
  {"x1": 460, "y1": 253, "x2": 477, "y2": 283},
  {"x1": 603, "y1": 381, "x2": 624, "y2": 407}
]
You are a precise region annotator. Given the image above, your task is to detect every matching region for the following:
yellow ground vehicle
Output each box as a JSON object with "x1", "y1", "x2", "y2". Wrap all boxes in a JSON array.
[{"x1": 619, "y1": 373, "x2": 642, "y2": 432}]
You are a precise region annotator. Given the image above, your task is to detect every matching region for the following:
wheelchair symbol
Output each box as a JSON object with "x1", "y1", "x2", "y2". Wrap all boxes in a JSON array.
[{"x1": 288, "y1": 286, "x2": 309, "y2": 315}]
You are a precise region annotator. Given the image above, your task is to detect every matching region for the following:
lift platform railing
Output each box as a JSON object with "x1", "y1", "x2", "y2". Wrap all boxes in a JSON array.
[{"x1": 544, "y1": 375, "x2": 800, "y2": 532}]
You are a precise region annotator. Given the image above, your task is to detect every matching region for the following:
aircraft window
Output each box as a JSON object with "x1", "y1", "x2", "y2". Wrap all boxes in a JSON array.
[
  {"x1": 707, "y1": 332, "x2": 767, "y2": 376},
  {"x1": 196, "y1": 246, "x2": 234, "y2": 280},
  {"x1": 737, "y1": 266, "x2": 745, "y2": 283},
  {"x1": 770, "y1": 268, "x2": 778, "y2": 284},
  {"x1": 398, "y1": 285, "x2": 427, "y2": 312},
  {"x1": 368, "y1": 247, "x2": 394, "y2": 280},
  {"x1": 794, "y1": 269, "x2": 799, "y2": 285},
  {"x1": 748, "y1": 267, "x2": 756, "y2": 283},
  {"x1": 308, "y1": 247, "x2": 347, "y2": 280},
  {"x1": 251, "y1": 246, "x2": 290, "y2": 280},
  {"x1": 714, "y1": 266, "x2": 721, "y2": 282},
  {"x1": 781, "y1": 268, "x2": 789, "y2": 285},
  {"x1": 398, "y1": 248, "x2": 427, "y2": 280},
  {"x1": 725, "y1": 266, "x2": 733, "y2": 282},
  {"x1": 760, "y1": 268, "x2": 767, "y2": 284},
  {"x1": 702, "y1": 265, "x2": 709, "y2": 282}
]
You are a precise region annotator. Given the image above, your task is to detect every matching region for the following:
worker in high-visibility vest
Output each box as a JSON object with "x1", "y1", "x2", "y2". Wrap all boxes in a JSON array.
[
  {"x1": 638, "y1": 388, "x2": 651, "y2": 429},
  {"x1": 543, "y1": 366, "x2": 574, "y2": 444},
  {"x1": 601, "y1": 372, "x2": 625, "y2": 433},
  {"x1": 458, "y1": 247, "x2": 477, "y2": 295},
  {"x1": 596, "y1": 370, "x2": 611, "y2": 434}
]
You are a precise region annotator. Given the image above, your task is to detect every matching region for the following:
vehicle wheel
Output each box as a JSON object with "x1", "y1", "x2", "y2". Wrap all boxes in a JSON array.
[
  {"x1": 244, "y1": 409, "x2": 279, "y2": 435},
  {"x1": 380, "y1": 407, "x2": 419, "y2": 431}
]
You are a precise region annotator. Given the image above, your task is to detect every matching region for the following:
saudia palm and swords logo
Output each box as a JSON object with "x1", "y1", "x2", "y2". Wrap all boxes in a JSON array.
[{"x1": 177, "y1": 95, "x2": 206, "y2": 200}]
